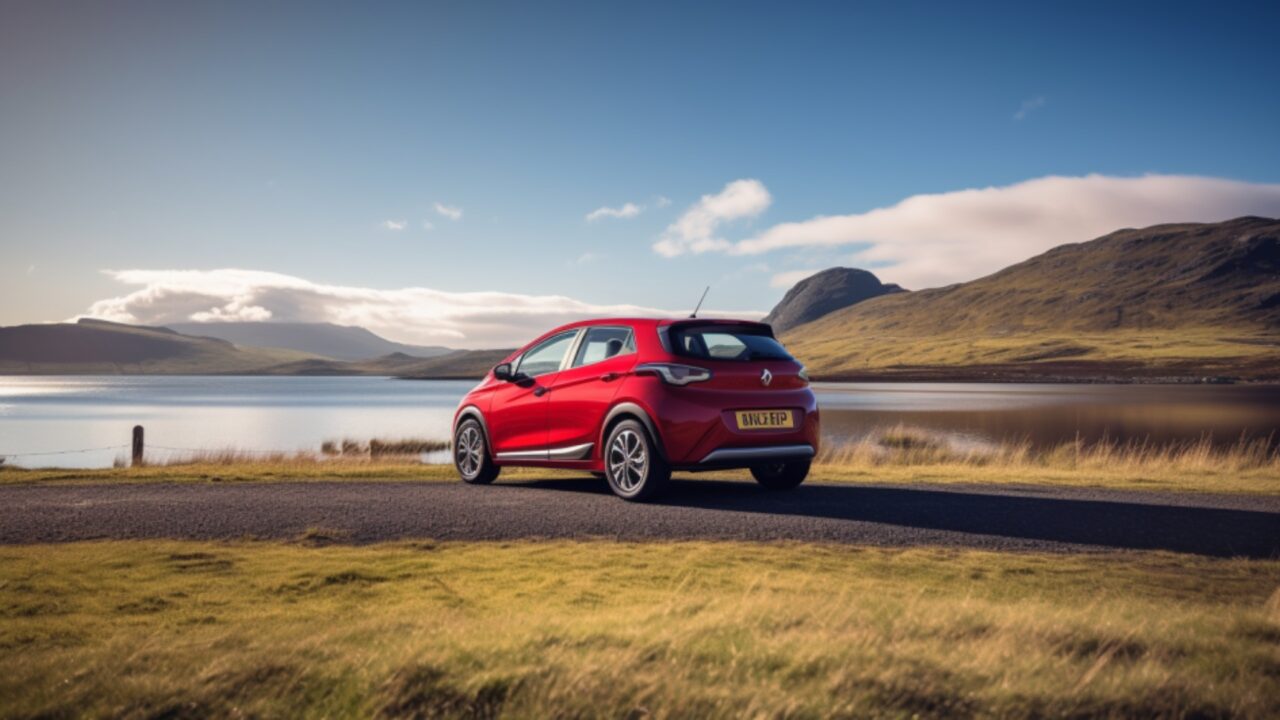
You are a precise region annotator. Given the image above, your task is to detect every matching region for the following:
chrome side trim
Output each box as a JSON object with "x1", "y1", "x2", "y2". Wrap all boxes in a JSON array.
[
  {"x1": 699, "y1": 444, "x2": 815, "y2": 464},
  {"x1": 495, "y1": 449, "x2": 548, "y2": 461},
  {"x1": 547, "y1": 442, "x2": 594, "y2": 460},
  {"x1": 496, "y1": 442, "x2": 594, "y2": 462}
]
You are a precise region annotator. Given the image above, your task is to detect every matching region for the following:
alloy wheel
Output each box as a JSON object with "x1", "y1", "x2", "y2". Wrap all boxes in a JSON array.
[
  {"x1": 608, "y1": 429, "x2": 648, "y2": 492},
  {"x1": 455, "y1": 425, "x2": 482, "y2": 479}
]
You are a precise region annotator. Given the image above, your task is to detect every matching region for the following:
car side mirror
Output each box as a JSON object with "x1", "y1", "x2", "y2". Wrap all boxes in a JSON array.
[{"x1": 493, "y1": 363, "x2": 515, "y2": 382}]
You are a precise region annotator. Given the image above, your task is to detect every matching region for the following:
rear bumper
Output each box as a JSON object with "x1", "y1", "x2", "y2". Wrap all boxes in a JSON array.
[
  {"x1": 642, "y1": 383, "x2": 820, "y2": 468},
  {"x1": 696, "y1": 444, "x2": 815, "y2": 468}
]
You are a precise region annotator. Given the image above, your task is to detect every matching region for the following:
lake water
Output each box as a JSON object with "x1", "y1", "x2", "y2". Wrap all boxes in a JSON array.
[{"x1": 1, "y1": 376, "x2": 1278, "y2": 468}]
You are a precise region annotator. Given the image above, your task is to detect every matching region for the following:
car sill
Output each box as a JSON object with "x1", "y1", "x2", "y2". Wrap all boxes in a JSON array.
[{"x1": 496, "y1": 442, "x2": 594, "y2": 462}]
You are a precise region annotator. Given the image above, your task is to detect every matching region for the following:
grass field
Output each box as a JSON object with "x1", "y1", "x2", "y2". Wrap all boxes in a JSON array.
[
  {"x1": 789, "y1": 328, "x2": 1280, "y2": 380},
  {"x1": 1, "y1": 540, "x2": 1277, "y2": 719}
]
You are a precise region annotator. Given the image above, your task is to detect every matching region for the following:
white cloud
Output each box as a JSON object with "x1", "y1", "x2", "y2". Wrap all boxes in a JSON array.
[
  {"x1": 421, "y1": 220, "x2": 435, "y2": 231},
  {"x1": 770, "y1": 269, "x2": 820, "y2": 289},
  {"x1": 655, "y1": 195, "x2": 672, "y2": 208},
  {"x1": 1014, "y1": 95, "x2": 1046, "y2": 121},
  {"x1": 727, "y1": 174, "x2": 1280, "y2": 289},
  {"x1": 586, "y1": 202, "x2": 642, "y2": 222},
  {"x1": 572, "y1": 252, "x2": 601, "y2": 265},
  {"x1": 653, "y1": 179, "x2": 772, "y2": 257},
  {"x1": 381, "y1": 220, "x2": 407, "y2": 231},
  {"x1": 80, "y1": 269, "x2": 764, "y2": 348},
  {"x1": 434, "y1": 202, "x2": 463, "y2": 221}
]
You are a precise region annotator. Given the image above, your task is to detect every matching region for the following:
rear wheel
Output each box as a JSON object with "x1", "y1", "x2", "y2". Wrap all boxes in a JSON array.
[
  {"x1": 750, "y1": 460, "x2": 809, "y2": 490},
  {"x1": 604, "y1": 420, "x2": 670, "y2": 501},
  {"x1": 454, "y1": 419, "x2": 499, "y2": 485}
]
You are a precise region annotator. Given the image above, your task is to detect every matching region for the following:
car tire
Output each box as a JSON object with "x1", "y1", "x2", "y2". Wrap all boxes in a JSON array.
[
  {"x1": 750, "y1": 460, "x2": 809, "y2": 490},
  {"x1": 604, "y1": 419, "x2": 670, "y2": 501},
  {"x1": 454, "y1": 418, "x2": 499, "y2": 485}
]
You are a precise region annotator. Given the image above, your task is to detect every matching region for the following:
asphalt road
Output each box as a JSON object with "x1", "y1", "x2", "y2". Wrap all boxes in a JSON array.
[{"x1": 2, "y1": 478, "x2": 1278, "y2": 557}]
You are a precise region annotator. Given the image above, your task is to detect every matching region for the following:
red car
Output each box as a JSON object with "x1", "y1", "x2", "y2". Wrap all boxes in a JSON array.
[{"x1": 452, "y1": 318, "x2": 819, "y2": 501}]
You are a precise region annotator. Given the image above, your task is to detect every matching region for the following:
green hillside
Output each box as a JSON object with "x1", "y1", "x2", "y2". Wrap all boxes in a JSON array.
[{"x1": 782, "y1": 217, "x2": 1280, "y2": 381}]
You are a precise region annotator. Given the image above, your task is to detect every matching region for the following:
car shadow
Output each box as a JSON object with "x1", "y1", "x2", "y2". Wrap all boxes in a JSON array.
[{"x1": 507, "y1": 476, "x2": 1280, "y2": 558}]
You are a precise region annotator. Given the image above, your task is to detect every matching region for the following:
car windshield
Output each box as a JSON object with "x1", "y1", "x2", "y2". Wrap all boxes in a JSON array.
[{"x1": 669, "y1": 325, "x2": 793, "y2": 362}]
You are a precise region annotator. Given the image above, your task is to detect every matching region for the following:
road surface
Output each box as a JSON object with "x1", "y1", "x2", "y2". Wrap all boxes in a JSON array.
[{"x1": 1, "y1": 478, "x2": 1277, "y2": 557}]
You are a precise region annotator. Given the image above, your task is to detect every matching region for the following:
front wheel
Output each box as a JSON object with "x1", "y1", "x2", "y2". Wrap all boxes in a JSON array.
[
  {"x1": 454, "y1": 419, "x2": 500, "y2": 485},
  {"x1": 750, "y1": 460, "x2": 809, "y2": 490},
  {"x1": 604, "y1": 420, "x2": 670, "y2": 501}
]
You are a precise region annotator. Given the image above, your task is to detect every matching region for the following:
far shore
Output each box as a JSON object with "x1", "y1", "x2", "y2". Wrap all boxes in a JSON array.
[{"x1": 4, "y1": 370, "x2": 1271, "y2": 384}]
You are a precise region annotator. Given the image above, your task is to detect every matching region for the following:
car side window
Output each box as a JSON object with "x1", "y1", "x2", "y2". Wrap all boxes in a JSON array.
[
  {"x1": 515, "y1": 331, "x2": 578, "y2": 377},
  {"x1": 571, "y1": 327, "x2": 635, "y2": 368}
]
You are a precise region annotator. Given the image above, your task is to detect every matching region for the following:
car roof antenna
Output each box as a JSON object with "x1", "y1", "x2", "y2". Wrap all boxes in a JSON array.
[{"x1": 689, "y1": 286, "x2": 710, "y2": 318}]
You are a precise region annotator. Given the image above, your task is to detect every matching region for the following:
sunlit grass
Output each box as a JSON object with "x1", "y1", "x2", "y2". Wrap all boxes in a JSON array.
[
  {"x1": 810, "y1": 424, "x2": 1280, "y2": 494},
  {"x1": 789, "y1": 325, "x2": 1280, "y2": 379},
  {"x1": 1, "y1": 540, "x2": 1276, "y2": 718},
  {"x1": 2, "y1": 428, "x2": 1277, "y2": 494}
]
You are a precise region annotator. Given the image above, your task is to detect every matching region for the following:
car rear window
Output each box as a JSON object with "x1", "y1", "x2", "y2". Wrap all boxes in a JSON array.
[{"x1": 668, "y1": 325, "x2": 793, "y2": 362}]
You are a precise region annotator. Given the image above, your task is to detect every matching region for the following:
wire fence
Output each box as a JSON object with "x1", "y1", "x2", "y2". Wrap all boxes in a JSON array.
[{"x1": 0, "y1": 445, "x2": 130, "y2": 458}]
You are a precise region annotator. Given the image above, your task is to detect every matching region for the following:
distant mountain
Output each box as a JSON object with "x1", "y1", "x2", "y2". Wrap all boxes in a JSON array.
[
  {"x1": 762, "y1": 268, "x2": 904, "y2": 334},
  {"x1": 167, "y1": 322, "x2": 452, "y2": 361},
  {"x1": 0, "y1": 319, "x2": 314, "y2": 374},
  {"x1": 781, "y1": 217, "x2": 1280, "y2": 381},
  {"x1": 395, "y1": 349, "x2": 517, "y2": 379},
  {"x1": 259, "y1": 348, "x2": 515, "y2": 379}
]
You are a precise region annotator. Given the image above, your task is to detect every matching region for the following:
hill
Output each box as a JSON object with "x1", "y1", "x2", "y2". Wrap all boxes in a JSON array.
[
  {"x1": 167, "y1": 322, "x2": 452, "y2": 361},
  {"x1": 0, "y1": 319, "x2": 314, "y2": 374},
  {"x1": 782, "y1": 217, "x2": 1280, "y2": 382},
  {"x1": 396, "y1": 348, "x2": 516, "y2": 379},
  {"x1": 258, "y1": 349, "x2": 514, "y2": 378},
  {"x1": 762, "y1": 267, "x2": 904, "y2": 333}
]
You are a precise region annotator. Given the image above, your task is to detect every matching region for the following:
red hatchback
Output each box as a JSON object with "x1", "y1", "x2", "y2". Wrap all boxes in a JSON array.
[{"x1": 452, "y1": 318, "x2": 819, "y2": 500}]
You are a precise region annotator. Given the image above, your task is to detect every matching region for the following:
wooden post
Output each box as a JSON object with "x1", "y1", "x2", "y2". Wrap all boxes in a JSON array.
[{"x1": 132, "y1": 425, "x2": 144, "y2": 467}]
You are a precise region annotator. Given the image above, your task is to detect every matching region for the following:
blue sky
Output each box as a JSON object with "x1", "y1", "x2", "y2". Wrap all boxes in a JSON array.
[{"x1": 2, "y1": 1, "x2": 1279, "y2": 346}]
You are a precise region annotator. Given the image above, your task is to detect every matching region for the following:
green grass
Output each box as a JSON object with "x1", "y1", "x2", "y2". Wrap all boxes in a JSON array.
[{"x1": 1, "y1": 540, "x2": 1277, "y2": 718}]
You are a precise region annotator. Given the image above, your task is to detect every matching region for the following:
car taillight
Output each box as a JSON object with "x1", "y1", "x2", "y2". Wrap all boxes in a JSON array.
[{"x1": 635, "y1": 363, "x2": 713, "y2": 386}]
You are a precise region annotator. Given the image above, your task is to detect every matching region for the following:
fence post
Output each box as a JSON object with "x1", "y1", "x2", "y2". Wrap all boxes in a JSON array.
[{"x1": 132, "y1": 425, "x2": 144, "y2": 467}]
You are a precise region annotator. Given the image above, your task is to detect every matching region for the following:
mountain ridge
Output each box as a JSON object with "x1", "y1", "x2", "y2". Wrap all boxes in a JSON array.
[
  {"x1": 166, "y1": 321, "x2": 452, "y2": 361},
  {"x1": 780, "y1": 216, "x2": 1280, "y2": 381},
  {"x1": 0, "y1": 319, "x2": 315, "y2": 374}
]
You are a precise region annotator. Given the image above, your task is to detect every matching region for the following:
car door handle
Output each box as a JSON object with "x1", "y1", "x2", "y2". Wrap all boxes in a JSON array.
[
  {"x1": 533, "y1": 386, "x2": 548, "y2": 397},
  {"x1": 600, "y1": 373, "x2": 618, "y2": 382}
]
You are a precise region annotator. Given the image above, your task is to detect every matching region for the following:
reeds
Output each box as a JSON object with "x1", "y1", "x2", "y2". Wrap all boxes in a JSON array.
[
  {"x1": 140, "y1": 438, "x2": 451, "y2": 467},
  {"x1": 817, "y1": 423, "x2": 1279, "y2": 472}
]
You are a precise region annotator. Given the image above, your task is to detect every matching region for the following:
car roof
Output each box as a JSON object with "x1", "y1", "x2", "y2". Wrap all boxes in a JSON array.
[{"x1": 550, "y1": 317, "x2": 768, "y2": 331}]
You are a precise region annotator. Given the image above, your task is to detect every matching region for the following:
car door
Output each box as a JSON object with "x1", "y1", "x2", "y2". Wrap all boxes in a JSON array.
[
  {"x1": 486, "y1": 329, "x2": 580, "y2": 458},
  {"x1": 545, "y1": 325, "x2": 638, "y2": 457}
]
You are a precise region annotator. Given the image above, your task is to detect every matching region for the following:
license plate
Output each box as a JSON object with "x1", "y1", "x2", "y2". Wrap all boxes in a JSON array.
[{"x1": 735, "y1": 409, "x2": 795, "y2": 430}]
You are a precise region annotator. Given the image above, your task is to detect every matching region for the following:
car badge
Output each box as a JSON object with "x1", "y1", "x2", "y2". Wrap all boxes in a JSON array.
[{"x1": 760, "y1": 368, "x2": 773, "y2": 387}]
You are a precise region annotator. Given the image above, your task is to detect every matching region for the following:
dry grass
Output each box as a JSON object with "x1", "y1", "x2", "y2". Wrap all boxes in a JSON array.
[
  {"x1": 819, "y1": 424, "x2": 1279, "y2": 472},
  {"x1": 2, "y1": 428, "x2": 1278, "y2": 494},
  {"x1": 320, "y1": 438, "x2": 451, "y2": 458},
  {"x1": 811, "y1": 425, "x2": 1280, "y2": 494},
  {"x1": 1, "y1": 540, "x2": 1276, "y2": 719},
  {"x1": 790, "y1": 328, "x2": 1280, "y2": 378}
]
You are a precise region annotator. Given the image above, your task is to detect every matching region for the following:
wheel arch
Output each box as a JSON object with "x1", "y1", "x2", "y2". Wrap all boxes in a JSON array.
[
  {"x1": 454, "y1": 405, "x2": 493, "y2": 457},
  {"x1": 601, "y1": 402, "x2": 666, "y2": 461}
]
